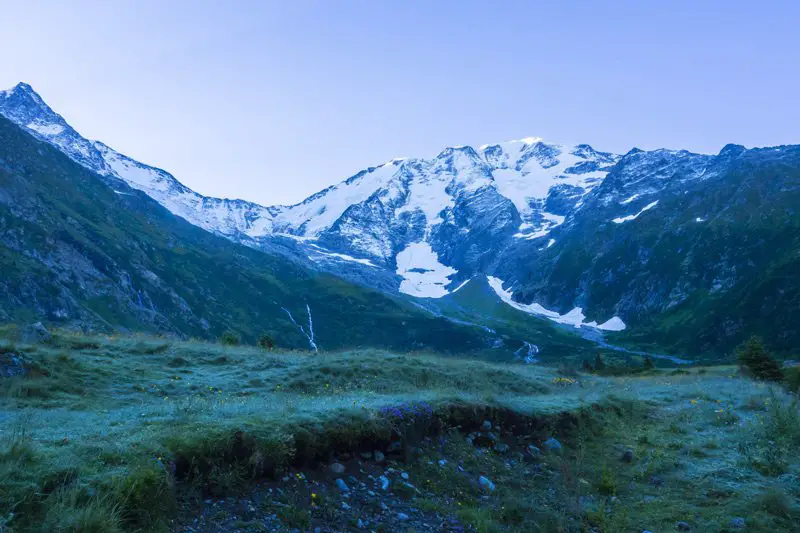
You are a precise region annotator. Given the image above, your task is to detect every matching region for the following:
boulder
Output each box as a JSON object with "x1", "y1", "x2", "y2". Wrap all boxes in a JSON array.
[{"x1": 21, "y1": 322, "x2": 51, "y2": 344}]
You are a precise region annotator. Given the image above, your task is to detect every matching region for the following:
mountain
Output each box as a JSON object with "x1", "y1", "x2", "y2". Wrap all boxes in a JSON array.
[
  {"x1": 0, "y1": 109, "x2": 543, "y2": 355},
  {"x1": 3, "y1": 82, "x2": 799, "y2": 358}
]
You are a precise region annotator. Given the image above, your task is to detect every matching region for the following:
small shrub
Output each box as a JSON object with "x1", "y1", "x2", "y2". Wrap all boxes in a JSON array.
[
  {"x1": 643, "y1": 356, "x2": 655, "y2": 370},
  {"x1": 784, "y1": 366, "x2": 800, "y2": 393},
  {"x1": 115, "y1": 464, "x2": 176, "y2": 528},
  {"x1": 582, "y1": 359, "x2": 593, "y2": 372},
  {"x1": 736, "y1": 336, "x2": 783, "y2": 382},
  {"x1": 219, "y1": 331, "x2": 240, "y2": 346},
  {"x1": 594, "y1": 354, "x2": 605, "y2": 371},
  {"x1": 257, "y1": 334, "x2": 275, "y2": 351},
  {"x1": 756, "y1": 487, "x2": 792, "y2": 518},
  {"x1": 597, "y1": 465, "x2": 616, "y2": 495}
]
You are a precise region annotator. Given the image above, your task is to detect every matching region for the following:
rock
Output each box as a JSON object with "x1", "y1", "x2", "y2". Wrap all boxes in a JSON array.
[
  {"x1": 0, "y1": 351, "x2": 28, "y2": 378},
  {"x1": 729, "y1": 517, "x2": 746, "y2": 529},
  {"x1": 397, "y1": 512, "x2": 410, "y2": 520},
  {"x1": 487, "y1": 432, "x2": 500, "y2": 443},
  {"x1": 621, "y1": 449, "x2": 635, "y2": 463},
  {"x1": 676, "y1": 521, "x2": 691, "y2": 531},
  {"x1": 357, "y1": 518, "x2": 365, "y2": 528},
  {"x1": 388, "y1": 441, "x2": 402, "y2": 452},
  {"x1": 481, "y1": 420, "x2": 493, "y2": 431},
  {"x1": 495, "y1": 443, "x2": 510, "y2": 454},
  {"x1": 478, "y1": 475, "x2": 495, "y2": 492},
  {"x1": 542, "y1": 437, "x2": 562, "y2": 453},
  {"x1": 335, "y1": 478, "x2": 350, "y2": 492},
  {"x1": 21, "y1": 322, "x2": 51, "y2": 344},
  {"x1": 360, "y1": 452, "x2": 372, "y2": 460},
  {"x1": 527, "y1": 444, "x2": 541, "y2": 457},
  {"x1": 330, "y1": 462, "x2": 346, "y2": 474},
  {"x1": 374, "y1": 451, "x2": 386, "y2": 462},
  {"x1": 400, "y1": 472, "x2": 409, "y2": 480},
  {"x1": 438, "y1": 459, "x2": 447, "y2": 466},
  {"x1": 379, "y1": 475, "x2": 390, "y2": 491}
]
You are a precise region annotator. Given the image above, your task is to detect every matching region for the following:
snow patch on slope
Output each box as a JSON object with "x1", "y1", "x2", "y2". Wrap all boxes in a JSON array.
[
  {"x1": 486, "y1": 276, "x2": 626, "y2": 330},
  {"x1": 613, "y1": 200, "x2": 659, "y2": 224},
  {"x1": 396, "y1": 242, "x2": 457, "y2": 298}
]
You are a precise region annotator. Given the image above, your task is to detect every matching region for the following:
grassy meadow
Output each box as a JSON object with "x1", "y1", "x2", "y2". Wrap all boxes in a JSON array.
[{"x1": 0, "y1": 328, "x2": 798, "y2": 532}]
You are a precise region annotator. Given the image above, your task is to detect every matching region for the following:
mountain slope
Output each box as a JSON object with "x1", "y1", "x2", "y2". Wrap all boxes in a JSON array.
[
  {"x1": 4, "y1": 82, "x2": 800, "y2": 358},
  {"x1": 498, "y1": 145, "x2": 800, "y2": 356},
  {"x1": 0, "y1": 113, "x2": 508, "y2": 353}
]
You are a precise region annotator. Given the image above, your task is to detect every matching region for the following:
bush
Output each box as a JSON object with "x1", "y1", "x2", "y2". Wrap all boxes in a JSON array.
[
  {"x1": 219, "y1": 331, "x2": 240, "y2": 346},
  {"x1": 643, "y1": 355, "x2": 655, "y2": 370},
  {"x1": 736, "y1": 336, "x2": 783, "y2": 382},
  {"x1": 785, "y1": 366, "x2": 800, "y2": 393},
  {"x1": 594, "y1": 354, "x2": 605, "y2": 371},
  {"x1": 257, "y1": 334, "x2": 275, "y2": 351}
]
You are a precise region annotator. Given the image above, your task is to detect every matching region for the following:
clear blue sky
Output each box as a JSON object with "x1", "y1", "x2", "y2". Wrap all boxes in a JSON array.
[{"x1": 1, "y1": 0, "x2": 798, "y2": 206}]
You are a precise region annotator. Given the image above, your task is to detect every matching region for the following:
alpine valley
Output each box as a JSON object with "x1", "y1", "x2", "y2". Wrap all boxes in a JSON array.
[{"x1": 1, "y1": 82, "x2": 799, "y2": 359}]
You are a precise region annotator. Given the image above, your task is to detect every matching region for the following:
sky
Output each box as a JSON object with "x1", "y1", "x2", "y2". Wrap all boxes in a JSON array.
[{"x1": 1, "y1": 0, "x2": 799, "y2": 206}]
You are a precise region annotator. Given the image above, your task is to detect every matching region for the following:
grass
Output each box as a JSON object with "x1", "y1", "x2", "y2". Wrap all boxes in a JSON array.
[{"x1": 0, "y1": 331, "x2": 798, "y2": 531}]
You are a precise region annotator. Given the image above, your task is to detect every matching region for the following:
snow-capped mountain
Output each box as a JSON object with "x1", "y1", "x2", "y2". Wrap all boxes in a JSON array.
[
  {"x1": 0, "y1": 83, "x2": 620, "y2": 292},
  {"x1": 4, "y1": 82, "x2": 799, "y2": 357}
]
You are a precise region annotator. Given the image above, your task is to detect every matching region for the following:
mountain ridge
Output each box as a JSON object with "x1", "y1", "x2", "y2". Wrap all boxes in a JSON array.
[{"x1": 3, "y1": 82, "x2": 799, "y2": 357}]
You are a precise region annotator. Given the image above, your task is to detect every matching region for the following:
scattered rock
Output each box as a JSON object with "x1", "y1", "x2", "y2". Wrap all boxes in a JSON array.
[
  {"x1": 397, "y1": 512, "x2": 410, "y2": 520},
  {"x1": 481, "y1": 420, "x2": 493, "y2": 431},
  {"x1": 527, "y1": 444, "x2": 541, "y2": 457},
  {"x1": 494, "y1": 443, "x2": 510, "y2": 454},
  {"x1": 0, "y1": 351, "x2": 28, "y2": 378},
  {"x1": 401, "y1": 472, "x2": 409, "y2": 480},
  {"x1": 729, "y1": 517, "x2": 746, "y2": 529},
  {"x1": 374, "y1": 451, "x2": 385, "y2": 462},
  {"x1": 542, "y1": 437, "x2": 562, "y2": 453},
  {"x1": 621, "y1": 449, "x2": 635, "y2": 463},
  {"x1": 478, "y1": 475, "x2": 495, "y2": 492},
  {"x1": 360, "y1": 452, "x2": 372, "y2": 460},
  {"x1": 379, "y1": 475, "x2": 390, "y2": 491},
  {"x1": 335, "y1": 478, "x2": 350, "y2": 492},
  {"x1": 676, "y1": 521, "x2": 691, "y2": 531},
  {"x1": 330, "y1": 462, "x2": 346, "y2": 474},
  {"x1": 21, "y1": 321, "x2": 51, "y2": 343}
]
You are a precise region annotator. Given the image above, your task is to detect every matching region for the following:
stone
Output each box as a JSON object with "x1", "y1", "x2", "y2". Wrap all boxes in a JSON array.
[
  {"x1": 335, "y1": 478, "x2": 350, "y2": 492},
  {"x1": 21, "y1": 321, "x2": 51, "y2": 344},
  {"x1": 374, "y1": 450, "x2": 386, "y2": 462},
  {"x1": 330, "y1": 462, "x2": 346, "y2": 474},
  {"x1": 478, "y1": 475, "x2": 495, "y2": 492},
  {"x1": 729, "y1": 517, "x2": 746, "y2": 529},
  {"x1": 481, "y1": 420, "x2": 493, "y2": 431},
  {"x1": 495, "y1": 443, "x2": 510, "y2": 454},
  {"x1": 379, "y1": 475, "x2": 390, "y2": 491},
  {"x1": 527, "y1": 444, "x2": 541, "y2": 457},
  {"x1": 360, "y1": 452, "x2": 372, "y2": 460},
  {"x1": 397, "y1": 512, "x2": 410, "y2": 520},
  {"x1": 621, "y1": 449, "x2": 635, "y2": 463},
  {"x1": 357, "y1": 518, "x2": 365, "y2": 528},
  {"x1": 400, "y1": 472, "x2": 409, "y2": 480},
  {"x1": 676, "y1": 521, "x2": 691, "y2": 531},
  {"x1": 542, "y1": 437, "x2": 562, "y2": 453}
]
